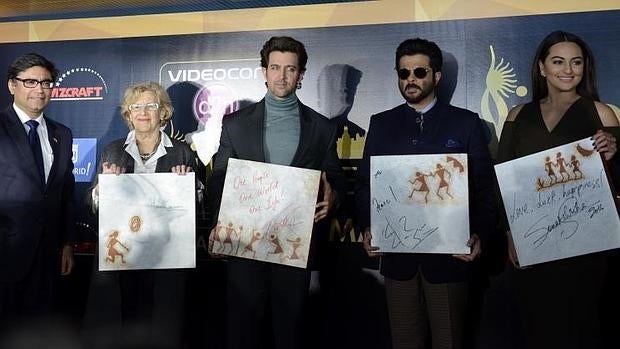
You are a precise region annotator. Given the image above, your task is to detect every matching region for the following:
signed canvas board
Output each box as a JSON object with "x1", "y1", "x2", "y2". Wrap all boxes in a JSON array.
[
  {"x1": 98, "y1": 173, "x2": 196, "y2": 271},
  {"x1": 495, "y1": 138, "x2": 620, "y2": 267},
  {"x1": 216, "y1": 159, "x2": 321, "y2": 268},
  {"x1": 370, "y1": 154, "x2": 470, "y2": 254}
]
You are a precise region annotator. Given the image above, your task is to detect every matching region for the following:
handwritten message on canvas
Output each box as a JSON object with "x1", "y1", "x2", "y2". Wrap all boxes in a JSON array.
[
  {"x1": 495, "y1": 138, "x2": 620, "y2": 266},
  {"x1": 98, "y1": 173, "x2": 196, "y2": 271},
  {"x1": 216, "y1": 158, "x2": 320, "y2": 268},
  {"x1": 370, "y1": 154, "x2": 470, "y2": 254}
]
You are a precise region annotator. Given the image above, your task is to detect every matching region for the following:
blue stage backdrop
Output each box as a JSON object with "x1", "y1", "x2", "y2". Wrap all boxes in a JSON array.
[{"x1": 1, "y1": 10, "x2": 619, "y2": 253}]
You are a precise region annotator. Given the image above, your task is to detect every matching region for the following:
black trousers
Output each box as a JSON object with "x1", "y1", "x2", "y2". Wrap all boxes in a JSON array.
[
  {"x1": 119, "y1": 269, "x2": 187, "y2": 349},
  {"x1": 0, "y1": 240, "x2": 60, "y2": 331},
  {"x1": 513, "y1": 253, "x2": 607, "y2": 349},
  {"x1": 226, "y1": 258, "x2": 311, "y2": 349}
]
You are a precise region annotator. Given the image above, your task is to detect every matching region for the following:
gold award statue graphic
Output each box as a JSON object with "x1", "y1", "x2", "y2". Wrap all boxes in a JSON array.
[
  {"x1": 480, "y1": 45, "x2": 528, "y2": 141},
  {"x1": 481, "y1": 45, "x2": 620, "y2": 141}
]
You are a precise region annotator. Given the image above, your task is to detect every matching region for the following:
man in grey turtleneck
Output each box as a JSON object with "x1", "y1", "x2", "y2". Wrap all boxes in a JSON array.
[{"x1": 207, "y1": 36, "x2": 344, "y2": 349}]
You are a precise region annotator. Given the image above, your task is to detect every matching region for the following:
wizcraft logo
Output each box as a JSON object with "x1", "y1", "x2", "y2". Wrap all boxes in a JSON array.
[{"x1": 51, "y1": 67, "x2": 108, "y2": 101}]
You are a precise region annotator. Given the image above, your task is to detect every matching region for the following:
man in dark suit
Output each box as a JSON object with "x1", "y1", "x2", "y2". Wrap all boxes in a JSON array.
[
  {"x1": 0, "y1": 53, "x2": 75, "y2": 329},
  {"x1": 356, "y1": 38, "x2": 496, "y2": 349},
  {"x1": 207, "y1": 36, "x2": 344, "y2": 349}
]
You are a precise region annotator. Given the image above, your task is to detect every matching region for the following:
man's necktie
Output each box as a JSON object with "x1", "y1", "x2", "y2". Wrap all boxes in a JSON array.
[
  {"x1": 409, "y1": 109, "x2": 423, "y2": 144},
  {"x1": 26, "y1": 119, "x2": 45, "y2": 185}
]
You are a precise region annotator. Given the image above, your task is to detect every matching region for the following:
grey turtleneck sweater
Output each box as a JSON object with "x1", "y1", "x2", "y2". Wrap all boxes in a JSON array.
[{"x1": 263, "y1": 91, "x2": 301, "y2": 165}]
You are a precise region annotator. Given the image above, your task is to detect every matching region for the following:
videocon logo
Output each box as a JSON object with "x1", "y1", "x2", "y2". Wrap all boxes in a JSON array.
[{"x1": 193, "y1": 84, "x2": 239, "y2": 123}]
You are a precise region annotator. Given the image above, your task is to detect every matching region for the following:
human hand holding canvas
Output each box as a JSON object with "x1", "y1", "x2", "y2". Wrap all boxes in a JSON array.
[
  {"x1": 592, "y1": 130, "x2": 617, "y2": 160},
  {"x1": 452, "y1": 233, "x2": 481, "y2": 262},
  {"x1": 362, "y1": 228, "x2": 383, "y2": 258},
  {"x1": 314, "y1": 172, "x2": 335, "y2": 222}
]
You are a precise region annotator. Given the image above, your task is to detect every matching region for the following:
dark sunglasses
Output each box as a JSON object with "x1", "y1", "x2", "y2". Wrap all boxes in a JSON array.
[{"x1": 397, "y1": 67, "x2": 430, "y2": 80}]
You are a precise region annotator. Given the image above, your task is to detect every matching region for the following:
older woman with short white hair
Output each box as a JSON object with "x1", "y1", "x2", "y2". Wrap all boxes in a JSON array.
[{"x1": 90, "y1": 81, "x2": 199, "y2": 348}]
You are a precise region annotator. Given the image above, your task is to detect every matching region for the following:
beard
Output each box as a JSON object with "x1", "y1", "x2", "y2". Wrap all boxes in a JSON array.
[{"x1": 400, "y1": 81, "x2": 435, "y2": 104}]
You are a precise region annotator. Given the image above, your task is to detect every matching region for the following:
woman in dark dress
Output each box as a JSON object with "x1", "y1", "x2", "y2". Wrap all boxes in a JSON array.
[{"x1": 497, "y1": 31, "x2": 619, "y2": 349}]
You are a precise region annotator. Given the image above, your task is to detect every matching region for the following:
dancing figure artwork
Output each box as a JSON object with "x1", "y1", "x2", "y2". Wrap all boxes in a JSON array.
[
  {"x1": 241, "y1": 229, "x2": 263, "y2": 258},
  {"x1": 406, "y1": 155, "x2": 464, "y2": 205},
  {"x1": 370, "y1": 153, "x2": 470, "y2": 254},
  {"x1": 105, "y1": 230, "x2": 130, "y2": 264},
  {"x1": 287, "y1": 237, "x2": 303, "y2": 260},
  {"x1": 535, "y1": 144, "x2": 595, "y2": 191},
  {"x1": 217, "y1": 159, "x2": 320, "y2": 268},
  {"x1": 218, "y1": 222, "x2": 240, "y2": 254},
  {"x1": 496, "y1": 138, "x2": 620, "y2": 266},
  {"x1": 408, "y1": 171, "x2": 431, "y2": 203},
  {"x1": 98, "y1": 173, "x2": 196, "y2": 270}
]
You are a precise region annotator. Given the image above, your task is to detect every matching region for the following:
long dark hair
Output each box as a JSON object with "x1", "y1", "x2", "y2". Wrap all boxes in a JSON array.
[{"x1": 531, "y1": 30, "x2": 599, "y2": 101}]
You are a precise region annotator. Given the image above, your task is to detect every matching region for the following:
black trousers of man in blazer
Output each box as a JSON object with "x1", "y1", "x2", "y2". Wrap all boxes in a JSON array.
[
  {"x1": 207, "y1": 99, "x2": 344, "y2": 349},
  {"x1": 0, "y1": 106, "x2": 75, "y2": 327}
]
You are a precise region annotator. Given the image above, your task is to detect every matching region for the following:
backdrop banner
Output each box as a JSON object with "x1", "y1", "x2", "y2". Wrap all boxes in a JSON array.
[{"x1": 1, "y1": 10, "x2": 619, "y2": 251}]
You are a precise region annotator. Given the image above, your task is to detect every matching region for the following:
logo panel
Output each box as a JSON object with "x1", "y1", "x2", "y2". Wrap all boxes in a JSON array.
[
  {"x1": 52, "y1": 67, "x2": 108, "y2": 101},
  {"x1": 72, "y1": 138, "x2": 97, "y2": 182}
]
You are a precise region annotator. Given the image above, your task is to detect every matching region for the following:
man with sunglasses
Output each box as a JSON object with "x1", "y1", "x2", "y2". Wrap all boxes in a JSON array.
[
  {"x1": 0, "y1": 53, "x2": 75, "y2": 330},
  {"x1": 356, "y1": 38, "x2": 495, "y2": 349}
]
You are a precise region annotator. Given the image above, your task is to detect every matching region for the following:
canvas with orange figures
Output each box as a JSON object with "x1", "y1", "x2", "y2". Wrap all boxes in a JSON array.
[
  {"x1": 495, "y1": 137, "x2": 620, "y2": 267},
  {"x1": 370, "y1": 154, "x2": 470, "y2": 254},
  {"x1": 98, "y1": 173, "x2": 196, "y2": 271},
  {"x1": 216, "y1": 158, "x2": 321, "y2": 268}
]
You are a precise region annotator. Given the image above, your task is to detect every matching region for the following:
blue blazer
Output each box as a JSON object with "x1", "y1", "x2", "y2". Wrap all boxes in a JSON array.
[
  {"x1": 356, "y1": 102, "x2": 496, "y2": 283},
  {"x1": 0, "y1": 106, "x2": 75, "y2": 282}
]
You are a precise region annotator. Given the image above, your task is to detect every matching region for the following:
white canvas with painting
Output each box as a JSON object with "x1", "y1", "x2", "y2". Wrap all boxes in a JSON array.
[
  {"x1": 495, "y1": 137, "x2": 620, "y2": 266},
  {"x1": 98, "y1": 173, "x2": 196, "y2": 270},
  {"x1": 215, "y1": 158, "x2": 321, "y2": 268},
  {"x1": 370, "y1": 154, "x2": 470, "y2": 254}
]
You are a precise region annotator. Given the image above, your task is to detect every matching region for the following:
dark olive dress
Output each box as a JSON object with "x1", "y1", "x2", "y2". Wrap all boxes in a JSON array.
[{"x1": 497, "y1": 97, "x2": 619, "y2": 349}]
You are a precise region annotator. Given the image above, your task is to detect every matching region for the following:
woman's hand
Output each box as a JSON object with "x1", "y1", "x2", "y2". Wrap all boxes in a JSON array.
[
  {"x1": 171, "y1": 165, "x2": 192, "y2": 175},
  {"x1": 95, "y1": 162, "x2": 125, "y2": 196},
  {"x1": 101, "y1": 161, "x2": 125, "y2": 175},
  {"x1": 506, "y1": 231, "x2": 521, "y2": 269},
  {"x1": 593, "y1": 130, "x2": 617, "y2": 160}
]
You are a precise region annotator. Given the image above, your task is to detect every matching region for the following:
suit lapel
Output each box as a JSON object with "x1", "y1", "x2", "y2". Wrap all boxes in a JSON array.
[
  {"x1": 155, "y1": 144, "x2": 174, "y2": 172},
  {"x1": 290, "y1": 102, "x2": 313, "y2": 166},
  {"x1": 246, "y1": 101, "x2": 266, "y2": 162},
  {"x1": 46, "y1": 119, "x2": 60, "y2": 188},
  {"x1": 3, "y1": 107, "x2": 43, "y2": 187}
]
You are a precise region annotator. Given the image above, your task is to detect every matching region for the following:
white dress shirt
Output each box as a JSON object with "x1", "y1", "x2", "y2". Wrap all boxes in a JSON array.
[
  {"x1": 123, "y1": 129, "x2": 173, "y2": 174},
  {"x1": 14, "y1": 103, "x2": 54, "y2": 183}
]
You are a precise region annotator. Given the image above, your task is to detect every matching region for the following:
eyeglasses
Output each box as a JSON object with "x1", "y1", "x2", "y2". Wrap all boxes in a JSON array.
[
  {"x1": 397, "y1": 67, "x2": 430, "y2": 80},
  {"x1": 13, "y1": 77, "x2": 54, "y2": 89},
  {"x1": 128, "y1": 102, "x2": 160, "y2": 113}
]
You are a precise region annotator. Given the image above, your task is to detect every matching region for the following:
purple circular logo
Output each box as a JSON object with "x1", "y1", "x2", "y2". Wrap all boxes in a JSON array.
[{"x1": 193, "y1": 84, "x2": 239, "y2": 123}]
